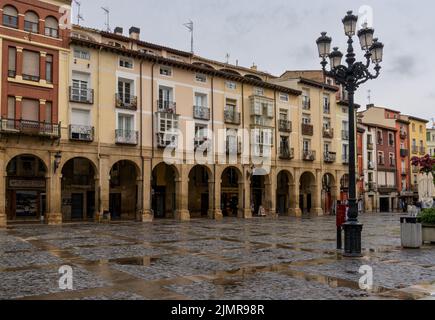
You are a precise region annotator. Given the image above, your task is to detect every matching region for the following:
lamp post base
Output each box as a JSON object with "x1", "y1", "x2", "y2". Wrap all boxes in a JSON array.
[{"x1": 343, "y1": 221, "x2": 363, "y2": 257}]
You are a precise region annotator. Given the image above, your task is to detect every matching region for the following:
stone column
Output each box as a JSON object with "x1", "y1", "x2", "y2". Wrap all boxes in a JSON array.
[
  {"x1": 311, "y1": 169, "x2": 323, "y2": 216},
  {"x1": 265, "y1": 170, "x2": 277, "y2": 217},
  {"x1": 175, "y1": 166, "x2": 190, "y2": 221},
  {"x1": 140, "y1": 159, "x2": 153, "y2": 222},
  {"x1": 291, "y1": 169, "x2": 302, "y2": 217},
  {"x1": 98, "y1": 156, "x2": 110, "y2": 221},
  {"x1": 0, "y1": 149, "x2": 6, "y2": 228},
  {"x1": 46, "y1": 153, "x2": 62, "y2": 225},
  {"x1": 208, "y1": 177, "x2": 223, "y2": 220},
  {"x1": 239, "y1": 168, "x2": 252, "y2": 219}
]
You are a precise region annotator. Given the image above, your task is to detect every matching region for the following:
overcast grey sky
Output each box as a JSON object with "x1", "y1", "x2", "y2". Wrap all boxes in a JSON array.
[{"x1": 75, "y1": 0, "x2": 435, "y2": 123}]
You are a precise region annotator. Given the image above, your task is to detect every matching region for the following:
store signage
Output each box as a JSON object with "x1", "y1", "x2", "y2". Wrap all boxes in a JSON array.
[{"x1": 9, "y1": 179, "x2": 46, "y2": 189}]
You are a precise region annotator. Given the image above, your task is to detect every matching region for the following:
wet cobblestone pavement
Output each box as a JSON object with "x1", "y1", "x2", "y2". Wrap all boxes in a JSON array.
[{"x1": 1, "y1": 213, "x2": 434, "y2": 300}]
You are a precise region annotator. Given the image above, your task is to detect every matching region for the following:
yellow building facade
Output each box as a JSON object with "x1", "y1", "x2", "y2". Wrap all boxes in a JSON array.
[{"x1": 408, "y1": 116, "x2": 429, "y2": 189}]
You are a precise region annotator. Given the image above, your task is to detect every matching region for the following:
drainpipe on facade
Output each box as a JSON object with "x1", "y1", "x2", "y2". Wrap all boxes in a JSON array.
[
  {"x1": 211, "y1": 76, "x2": 216, "y2": 217},
  {"x1": 150, "y1": 61, "x2": 156, "y2": 215},
  {"x1": 97, "y1": 46, "x2": 103, "y2": 219},
  {"x1": 139, "y1": 58, "x2": 145, "y2": 221}
]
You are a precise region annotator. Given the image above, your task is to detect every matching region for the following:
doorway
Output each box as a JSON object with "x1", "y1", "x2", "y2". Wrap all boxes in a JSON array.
[
  {"x1": 109, "y1": 193, "x2": 122, "y2": 220},
  {"x1": 380, "y1": 197, "x2": 390, "y2": 212},
  {"x1": 71, "y1": 193, "x2": 84, "y2": 220}
]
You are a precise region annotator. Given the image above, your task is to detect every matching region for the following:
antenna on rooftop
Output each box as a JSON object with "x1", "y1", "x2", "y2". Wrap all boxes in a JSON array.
[
  {"x1": 367, "y1": 89, "x2": 372, "y2": 105},
  {"x1": 73, "y1": 0, "x2": 84, "y2": 25},
  {"x1": 225, "y1": 53, "x2": 230, "y2": 64},
  {"x1": 101, "y1": 7, "x2": 111, "y2": 32},
  {"x1": 183, "y1": 20, "x2": 194, "y2": 54}
]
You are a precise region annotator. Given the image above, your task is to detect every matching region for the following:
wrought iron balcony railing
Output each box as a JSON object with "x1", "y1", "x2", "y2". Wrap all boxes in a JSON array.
[
  {"x1": 69, "y1": 125, "x2": 94, "y2": 142},
  {"x1": 323, "y1": 127, "x2": 334, "y2": 139},
  {"x1": 301, "y1": 123, "x2": 314, "y2": 136},
  {"x1": 22, "y1": 74, "x2": 40, "y2": 82},
  {"x1": 157, "y1": 100, "x2": 176, "y2": 114},
  {"x1": 156, "y1": 133, "x2": 178, "y2": 148},
  {"x1": 302, "y1": 98, "x2": 311, "y2": 110},
  {"x1": 279, "y1": 120, "x2": 292, "y2": 132},
  {"x1": 0, "y1": 118, "x2": 60, "y2": 138},
  {"x1": 303, "y1": 150, "x2": 316, "y2": 161},
  {"x1": 69, "y1": 86, "x2": 94, "y2": 104},
  {"x1": 279, "y1": 147, "x2": 294, "y2": 160},
  {"x1": 419, "y1": 147, "x2": 426, "y2": 155},
  {"x1": 224, "y1": 108, "x2": 241, "y2": 125},
  {"x1": 412, "y1": 146, "x2": 419, "y2": 154},
  {"x1": 116, "y1": 93, "x2": 137, "y2": 110},
  {"x1": 324, "y1": 151, "x2": 336, "y2": 163},
  {"x1": 115, "y1": 129, "x2": 138, "y2": 145},
  {"x1": 193, "y1": 106, "x2": 210, "y2": 120}
]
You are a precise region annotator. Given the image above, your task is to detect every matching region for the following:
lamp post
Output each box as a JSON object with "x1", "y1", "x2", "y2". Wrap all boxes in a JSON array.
[{"x1": 316, "y1": 11, "x2": 384, "y2": 257}]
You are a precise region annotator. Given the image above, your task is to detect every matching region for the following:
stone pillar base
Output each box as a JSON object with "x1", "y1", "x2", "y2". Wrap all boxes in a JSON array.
[
  {"x1": 175, "y1": 210, "x2": 190, "y2": 221},
  {"x1": 0, "y1": 215, "x2": 6, "y2": 228},
  {"x1": 138, "y1": 210, "x2": 154, "y2": 222},
  {"x1": 208, "y1": 209, "x2": 223, "y2": 220},
  {"x1": 47, "y1": 213, "x2": 62, "y2": 225},
  {"x1": 312, "y1": 207, "x2": 324, "y2": 216},
  {"x1": 238, "y1": 208, "x2": 252, "y2": 219},
  {"x1": 293, "y1": 208, "x2": 302, "y2": 217}
]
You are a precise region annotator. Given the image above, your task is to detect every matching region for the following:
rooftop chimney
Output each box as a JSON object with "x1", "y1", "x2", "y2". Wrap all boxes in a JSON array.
[
  {"x1": 114, "y1": 27, "x2": 123, "y2": 36},
  {"x1": 251, "y1": 63, "x2": 257, "y2": 71},
  {"x1": 129, "y1": 27, "x2": 140, "y2": 40},
  {"x1": 367, "y1": 103, "x2": 374, "y2": 109}
]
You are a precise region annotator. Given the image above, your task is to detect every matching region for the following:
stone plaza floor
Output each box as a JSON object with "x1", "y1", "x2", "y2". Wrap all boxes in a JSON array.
[{"x1": 1, "y1": 213, "x2": 434, "y2": 300}]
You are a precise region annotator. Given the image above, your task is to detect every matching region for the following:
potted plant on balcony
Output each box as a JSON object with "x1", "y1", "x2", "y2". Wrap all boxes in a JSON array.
[
  {"x1": 417, "y1": 208, "x2": 435, "y2": 244},
  {"x1": 411, "y1": 155, "x2": 435, "y2": 209}
]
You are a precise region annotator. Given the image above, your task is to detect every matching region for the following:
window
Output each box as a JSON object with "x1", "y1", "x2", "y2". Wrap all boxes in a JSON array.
[
  {"x1": 71, "y1": 108, "x2": 90, "y2": 126},
  {"x1": 368, "y1": 172, "x2": 373, "y2": 183},
  {"x1": 389, "y1": 153, "x2": 395, "y2": 166},
  {"x1": 342, "y1": 144, "x2": 349, "y2": 159},
  {"x1": 226, "y1": 129, "x2": 239, "y2": 153},
  {"x1": 24, "y1": 11, "x2": 39, "y2": 33},
  {"x1": 160, "y1": 66, "x2": 172, "y2": 76},
  {"x1": 8, "y1": 47, "x2": 16, "y2": 77},
  {"x1": 377, "y1": 130, "x2": 383, "y2": 145},
  {"x1": 279, "y1": 93, "x2": 289, "y2": 102},
  {"x1": 254, "y1": 87, "x2": 264, "y2": 96},
  {"x1": 22, "y1": 50, "x2": 40, "y2": 81},
  {"x1": 367, "y1": 134, "x2": 372, "y2": 144},
  {"x1": 159, "y1": 86, "x2": 173, "y2": 103},
  {"x1": 302, "y1": 114, "x2": 311, "y2": 124},
  {"x1": 195, "y1": 124, "x2": 207, "y2": 140},
  {"x1": 73, "y1": 49, "x2": 90, "y2": 60},
  {"x1": 412, "y1": 123, "x2": 415, "y2": 132},
  {"x1": 71, "y1": 77, "x2": 90, "y2": 102},
  {"x1": 302, "y1": 90, "x2": 310, "y2": 109},
  {"x1": 195, "y1": 73, "x2": 207, "y2": 83},
  {"x1": 45, "y1": 102, "x2": 52, "y2": 123},
  {"x1": 118, "y1": 79, "x2": 133, "y2": 101},
  {"x1": 323, "y1": 118, "x2": 331, "y2": 129},
  {"x1": 388, "y1": 133, "x2": 394, "y2": 146},
  {"x1": 119, "y1": 58, "x2": 133, "y2": 69},
  {"x1": 279, "y1": 109, "x2": 288, "y2": 121},
  {"x1": 324, "y1": 143, "x2": 330, "y2": 153},
  {"x1": 226, "y1": 81, "x2": 237, "y2": 90},
  {"x1": 118, "y1": 113, "x2": 134, "y2": 131},
  {"x1": 378, "y1": 151, "x2": 384, "y2": 165},
  {"x1": 419, "y1": 125, "x2": 423, "y2": 133},
  {"x1": 323, "y1": 95, "x2": 330, "y2": 114},
  {"x1": 194, "y1": 93, "x2": 207, "y2": 107},
  {"x1": 412, "y1": 139, "x2": 416, "y2": 147},
  {"x1": 46, "y1": 55, "x2": 53, "y2": 83},
  {"x1": 45, "y1": 16, "x2": 58, "y2": 38},
  {"x1": 3, "y1": 5, "x2": 18, "y2": 28},
  {"x1": 21, "y1": 99, "x2": 39, "y2": 122},
  {"x1": 303, "y1": 139, "x2": 310, "y2": 152}
]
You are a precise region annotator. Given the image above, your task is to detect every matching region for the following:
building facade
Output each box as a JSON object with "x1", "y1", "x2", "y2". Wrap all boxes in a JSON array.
[
  {"x1": 408, "y1": 116, "x2": 429, "y2": 196},
  {"x1": 428, "y1": 123, "x2": 435, "y2": 157}
]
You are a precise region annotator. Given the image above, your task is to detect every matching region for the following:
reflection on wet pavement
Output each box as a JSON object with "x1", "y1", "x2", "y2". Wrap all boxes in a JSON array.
[{"x1": 0, "y1": 213, "x2": 434, "y2": 300}]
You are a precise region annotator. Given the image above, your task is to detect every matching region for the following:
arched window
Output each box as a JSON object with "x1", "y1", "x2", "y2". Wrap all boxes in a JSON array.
[
  {"x1": 2, "y1": 5, "x2": 18, "y2": 28},
  {"x1": 45, "y1": 16, "x2": 58, "y2": 38},
  {"x1": 24, "y1": 11, "x2": 39, "y2": 33}
]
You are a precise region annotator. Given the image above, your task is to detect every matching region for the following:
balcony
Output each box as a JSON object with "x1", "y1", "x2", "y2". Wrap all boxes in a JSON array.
[
  {"x1": 0, "y1": 118, "x2": 60, "y2": 138},
  {"x1": 367, "y1": 142, "x2": 374, "y2": 150},
  {"x1": 419, "y1": 147, "x2": 426, "y2": 155},
  {"x1": 157, "y1": 100, "x2": 176, "y2": 114},
  {"x1": 368, "y1": 161, "x2": 375, "y2": 170},
  {"x1": 193, "y1": 106, "x2": 210, "y2": 120},
  {"x1": 156, "y1": 133, "x2": 178, "y2": 148},
  {"x1": 400, "y1": 149, "x2": 408, "y2": 158},
  {"x1": 324, "y1": 151, "x2": 336, "y2": 163},
  {"x1": 69, "y1": 125, "x2": 94, "y2": 142},
  {"x1": 69, "y1": 87, "x2": 94, "y2": 104},
  {"x1": 302, "y1": 150, "x2": 316, "y2": 161},
  {"x1": 378, "y1": 185, "x2": 397, "y2": 193},
  {"x1": 301, "y1": 123, "x2": 314, "y2": 136},
  {"x1": 342, "y1": 155, "x2": 349, "y2": 164},
  {"x1": 412, "y1": 146, "x2": 419, "y2": 154},
  {"x1": 116, "y1": 94, "x2": 137, "y2": 110},
  {"x1": 367, "y1": 182, "x2": 377, "y2": 192},
  {"x1": 400, "y1": 131, "x2": 407, "y2": 139},
  {"x1": 115, "y1": 129, "x2": 138, "y2": 145},
  {"x1": 279, "y1": 147, "x2": 294, "y2": 160},
  {"x1": 224, "y1": 108, "x2": 241, "y2": 125},
  {"x1": 323, "y1": 127, "x2": 334, "y2": 139},
  {"x1": 302, "y1": 98, "x2": 311, "y2": 110},
  {"x1": 342, "y1": 130, "x2": 350, "y2": 140},
  {"x1": 278, "y1": 120, "x2": 292, "y2": 133}
]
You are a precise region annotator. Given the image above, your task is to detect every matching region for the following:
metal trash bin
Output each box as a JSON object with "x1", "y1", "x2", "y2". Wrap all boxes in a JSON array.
[{"x1": 400, "y1": 217, "x2": 422, "y2": 249}]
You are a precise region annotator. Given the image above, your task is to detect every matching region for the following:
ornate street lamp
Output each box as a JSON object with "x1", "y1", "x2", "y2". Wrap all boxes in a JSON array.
[{"x1": 316, "y1": 10, "x2": 384, "y2": 257}]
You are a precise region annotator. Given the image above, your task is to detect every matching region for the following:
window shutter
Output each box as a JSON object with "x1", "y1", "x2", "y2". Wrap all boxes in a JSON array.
[
  {"x1": 21, "y1": 99, "x2": 39, "y2": 121},
  {"x1": 23, "y1": 51, "x2": 40, "y2": 77}
]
